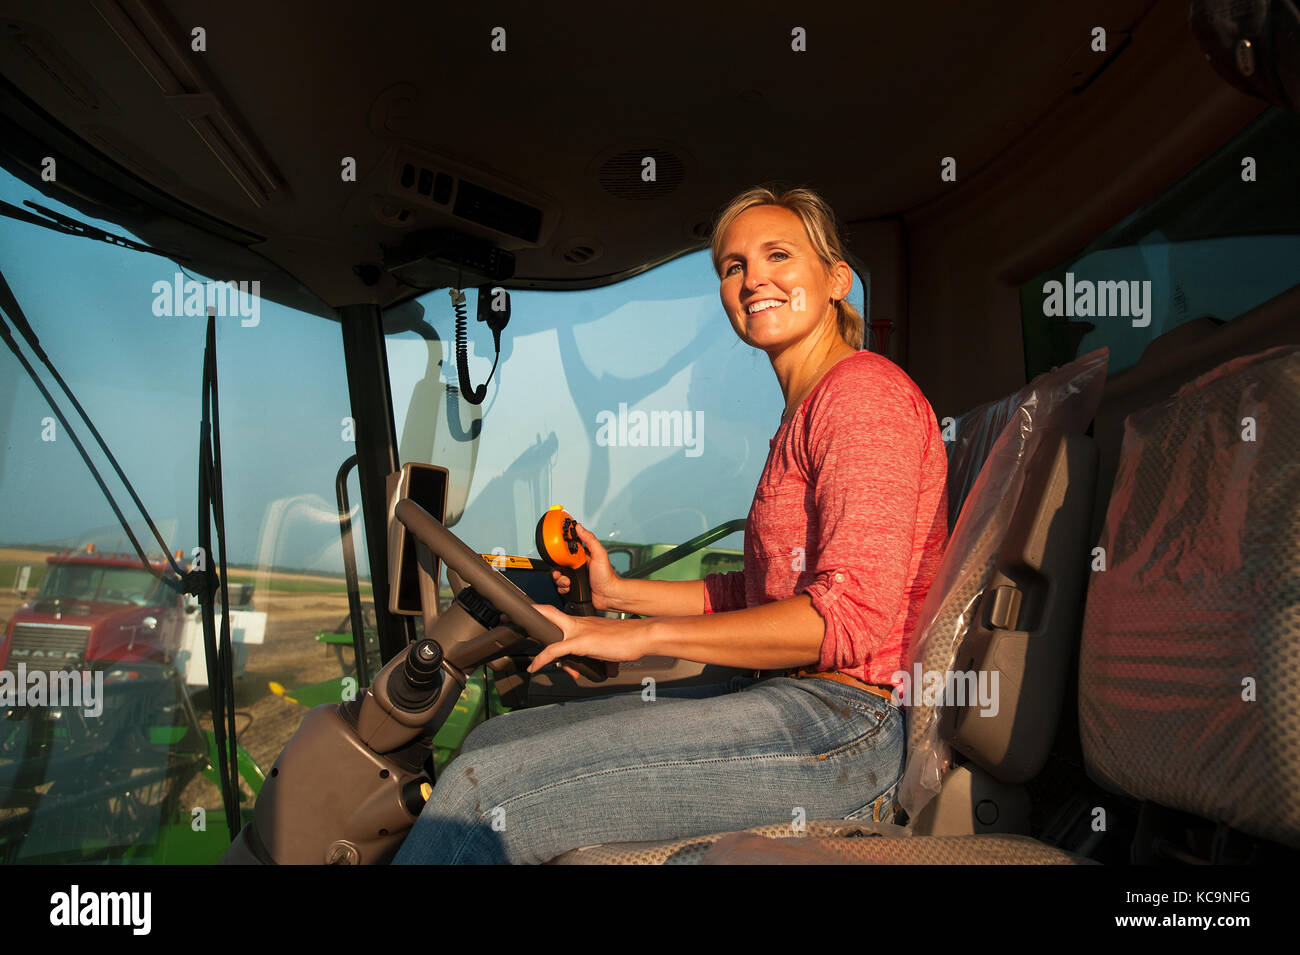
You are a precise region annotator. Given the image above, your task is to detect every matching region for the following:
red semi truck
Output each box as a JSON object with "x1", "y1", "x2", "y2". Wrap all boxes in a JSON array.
[{"x1": 1, "y1": 546, "x2": 185, "y2": 672}]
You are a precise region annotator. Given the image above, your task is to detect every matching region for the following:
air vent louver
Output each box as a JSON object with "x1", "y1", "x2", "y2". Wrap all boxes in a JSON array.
[{"x1": 562, "y1": 244, "x2": 596, "y2": 264}]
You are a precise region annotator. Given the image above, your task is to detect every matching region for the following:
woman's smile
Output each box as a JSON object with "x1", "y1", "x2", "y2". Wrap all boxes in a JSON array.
[{"x1": 717, "y1": 204, "x2": 849, "y2": 354}]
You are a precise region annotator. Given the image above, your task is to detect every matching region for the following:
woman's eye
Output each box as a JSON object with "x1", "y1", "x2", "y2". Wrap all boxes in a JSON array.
[
  {"x1": 725, "y1": 263, "x2": 740, "y2": 275},
  {"x1": 771, "y1": 251, "x2": 788, "y2": 261}
]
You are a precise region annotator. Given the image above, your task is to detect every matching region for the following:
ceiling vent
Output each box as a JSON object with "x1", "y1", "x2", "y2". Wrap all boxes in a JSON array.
[
  {"x1": 598, "y1": 148, "x2": 686, "y2": 200},
  {"x1": 4, "y1": 20, "x2": 104, "y2": 111},
  {"x1": 91, "y1": 0, "x2": 282, "y2": 207},
  {"x1": 559, "y1": 239, "x2": 600, "y2": 264}
]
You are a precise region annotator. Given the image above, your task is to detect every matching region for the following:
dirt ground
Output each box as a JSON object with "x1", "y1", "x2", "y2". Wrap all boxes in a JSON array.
[
  {"x1": 0, "y1": 549, "x2": 370, "y2": 818},
  {"x1": 178, "y1": 591, "x2": 359, "y2": 813}
]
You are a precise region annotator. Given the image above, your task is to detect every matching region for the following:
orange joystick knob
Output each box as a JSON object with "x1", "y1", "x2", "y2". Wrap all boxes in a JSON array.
[
  {"x1": 536, "y1": 505, "x2": 588, "y2": 569},
  {"x1": 535, "y1": 506, "x2": 595, "y2": 615}
]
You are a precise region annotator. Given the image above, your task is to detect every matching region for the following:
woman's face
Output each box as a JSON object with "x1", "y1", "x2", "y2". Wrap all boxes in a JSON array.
[{"x1": 717, "y1": 205, "x2": 849, "y2": 354}]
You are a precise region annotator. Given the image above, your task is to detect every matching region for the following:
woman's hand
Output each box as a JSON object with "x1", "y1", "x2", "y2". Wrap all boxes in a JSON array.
[
  {"x1": 551, "y1": 522, "x2": 623, "y2": 611},
  {"x1": 520, "y1": 603, "x2": 653, "y2": 680}
]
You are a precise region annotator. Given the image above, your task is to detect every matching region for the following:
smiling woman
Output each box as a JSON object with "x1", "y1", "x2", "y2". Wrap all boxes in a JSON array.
[
  {"x1": 392, "y1": 184, "x2": 950, "y2": 865},
  {"x1": 713, "y1": 188, "x2": 865, "y2": 429}
]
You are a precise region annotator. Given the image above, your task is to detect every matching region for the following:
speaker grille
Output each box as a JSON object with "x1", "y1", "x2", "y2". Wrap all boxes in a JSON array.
[{"x1": 598, "y1": 149, "x2": 685, "y2": 199}]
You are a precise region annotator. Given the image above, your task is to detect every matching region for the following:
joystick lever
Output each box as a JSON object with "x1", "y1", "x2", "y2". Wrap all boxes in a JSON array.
[{"x1": 535, "y1": 505, "x2": 595, "y2": 616}]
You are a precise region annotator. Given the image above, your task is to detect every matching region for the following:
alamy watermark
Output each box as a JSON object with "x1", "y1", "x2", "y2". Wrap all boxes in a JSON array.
[
  {"x1": 49, "y1": 885, "x2": 150, "y2": 935},
  {"x1": 890, "y1": 664, "x2": 1000, "y2": 717},
  {"x1": 151, "y1": 272, "x2": 261, "y2": 327},
  {"x1": 0, "y1": 665, "x2": 104, "y2": 718},
  {"x1": 1042, "y1": 272, "x2": 1152, "y2": 328},
  {"x1": 595, "y1": 403, "x2": 703, "y2": 458}
]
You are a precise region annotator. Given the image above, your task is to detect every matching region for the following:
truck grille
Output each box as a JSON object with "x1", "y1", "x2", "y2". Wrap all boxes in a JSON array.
[{"x1": 5, "y1": 623, "x2": 90, "y2": 670}]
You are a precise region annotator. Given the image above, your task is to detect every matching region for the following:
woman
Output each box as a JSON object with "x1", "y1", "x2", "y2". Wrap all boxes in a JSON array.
[{"x1": 393, "y1": 185, "x2": 950, "y2": 865}]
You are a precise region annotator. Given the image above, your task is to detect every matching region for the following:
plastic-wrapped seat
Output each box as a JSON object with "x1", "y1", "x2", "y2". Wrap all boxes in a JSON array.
[
  {"x1": 899, "y1": 350, "x2": 1105, "y2": 833},
  {"x1": 552, "y1": 349, "x2": 1109, "y2": 864},
  {"x1": 1079, "y1": 345, "x2": 1300, "y2": 852}
]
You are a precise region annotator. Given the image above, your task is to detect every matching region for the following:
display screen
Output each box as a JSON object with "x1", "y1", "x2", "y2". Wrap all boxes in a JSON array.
[
  {"x1": 392, "y1": 465, "x2": 448, "y2": 615},
  {"x1": 495, "y1": 563, "x2": 564, "y2": 611}
]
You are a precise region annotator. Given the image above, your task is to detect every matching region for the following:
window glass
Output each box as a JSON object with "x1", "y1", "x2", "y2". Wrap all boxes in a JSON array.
[
  {"x1": 38, "y1": 562, "x2": 166, "y2": 605},
  {"x1": 0, "y1": 167, "x2": 358, "y2": 863},
  {"x1": 1021, "y1": 108, "x2": 1300, "y2": 379}
]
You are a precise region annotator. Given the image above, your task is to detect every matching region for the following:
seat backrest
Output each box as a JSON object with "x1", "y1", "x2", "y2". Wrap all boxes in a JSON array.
[
  {"x1": 898, "y1": 349, "x2": 1107, "y2": 822},
  {"x1": 1078, "y1": 344, "x2": 1300, "y2": 850},
  {"x1": 1087, "y1": 282, "x2": 1300, "y2": 547},
  {"x1": 943, "y1": 350, "x2": 1101, "y2": 531},
  {"x1": 943, "y1": 382, "x2": 1039, "y2": 532}
]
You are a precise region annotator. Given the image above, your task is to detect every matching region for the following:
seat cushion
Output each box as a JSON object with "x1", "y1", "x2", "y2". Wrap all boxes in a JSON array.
[{"x1": 551, "y1": 820, "x2": 1095, "y2": 865}]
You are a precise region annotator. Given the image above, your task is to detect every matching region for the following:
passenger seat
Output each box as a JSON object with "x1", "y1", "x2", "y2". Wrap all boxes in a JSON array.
[{"x1": 1079, "y1": 344, "x2": 1300, "y2": 856}]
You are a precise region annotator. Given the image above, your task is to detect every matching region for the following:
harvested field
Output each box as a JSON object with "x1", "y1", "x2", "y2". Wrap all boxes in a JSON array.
[{"x1": 1, "y1": 548, "x2": 388, "y2": 835}]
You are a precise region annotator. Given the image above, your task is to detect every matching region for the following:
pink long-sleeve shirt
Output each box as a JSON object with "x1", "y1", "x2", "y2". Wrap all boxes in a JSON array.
[{"x1": 702, "y1": 350, "x2": 949, "y2": 687}]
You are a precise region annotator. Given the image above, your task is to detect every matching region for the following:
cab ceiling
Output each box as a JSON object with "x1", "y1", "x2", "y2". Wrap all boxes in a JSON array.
[{"x1": 0, "y1": 0, "x2": 1155, "y2": 314}]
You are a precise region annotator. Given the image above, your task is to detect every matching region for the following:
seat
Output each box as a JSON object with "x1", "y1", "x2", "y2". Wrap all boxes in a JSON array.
[
  {"x1": 1078, "y1": 344, "x2": 1300, "y2": 853},
  {"x1": 901, "y1": 350, "x2": 1105, "y2": 831},
  {"x1": 902, "y1": 342, "x2": 1299, "y2": 861},
  {"x1": 553, "y1": 820, "x2": 1094, "y2": 865},
  {"x1": 551, "y1": 348, "x2": 1109, "y2": 863},
  {"x1": 942, "y1": 353, "x2": 1101, "y2": 532}
]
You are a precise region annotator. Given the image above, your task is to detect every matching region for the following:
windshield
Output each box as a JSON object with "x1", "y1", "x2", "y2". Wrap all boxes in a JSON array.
[
  {"x1": 37, "y1": 564, "x2": 166, "y2": 606},
  {"x1": 0, "y1": 165, "x2": 358, "y2": 864}
]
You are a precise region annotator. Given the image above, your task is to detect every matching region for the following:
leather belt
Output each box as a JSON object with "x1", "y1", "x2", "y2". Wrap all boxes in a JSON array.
[{"x1": 788, "y1": 667, "x2": 897, "y2": 703}]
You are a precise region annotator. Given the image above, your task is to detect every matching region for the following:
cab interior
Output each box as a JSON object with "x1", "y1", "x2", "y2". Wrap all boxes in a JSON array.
[{"x1": 0, "y1": 0, "x2": 1297, "y2": 865}]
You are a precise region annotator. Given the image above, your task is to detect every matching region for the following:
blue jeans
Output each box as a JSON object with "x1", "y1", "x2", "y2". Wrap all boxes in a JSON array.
[{"x1": 391, "y1": 674, "x2": 904, "y2": 865}]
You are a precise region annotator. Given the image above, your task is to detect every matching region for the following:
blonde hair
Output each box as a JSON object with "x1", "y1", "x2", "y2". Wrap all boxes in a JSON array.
[{"x1": 709, "y1": 184, "x2": 864, "y2": 350}]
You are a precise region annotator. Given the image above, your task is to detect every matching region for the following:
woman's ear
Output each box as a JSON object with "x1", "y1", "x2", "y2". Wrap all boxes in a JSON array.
[{"x1": 831, "y1": 260, "x2": 853, "y2": 301}]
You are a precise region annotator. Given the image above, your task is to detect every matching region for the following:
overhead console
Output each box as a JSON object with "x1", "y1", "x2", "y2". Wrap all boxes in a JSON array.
[
  {"x1": 381, "y1": 144, "x2": 558, "y2": 247},
  {"x1": 368, "y1": 142, "x2": 559, "y2": 291},
  {"x1": 383, "y1": 227, "x2": 516, "y2": 290}
]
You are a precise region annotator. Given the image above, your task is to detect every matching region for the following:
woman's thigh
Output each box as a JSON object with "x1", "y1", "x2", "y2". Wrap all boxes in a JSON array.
[
  {"x1": 393, "y1": 677, "x2": 904, "y2": 864},
  {"x1": 459, "y1": 674, "x2": 756, "y2": 753}
]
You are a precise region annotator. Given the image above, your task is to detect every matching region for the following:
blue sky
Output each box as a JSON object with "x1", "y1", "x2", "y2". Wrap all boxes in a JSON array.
[{"x1": 0, "y1": 166, "x2": 867, "y2": 577}]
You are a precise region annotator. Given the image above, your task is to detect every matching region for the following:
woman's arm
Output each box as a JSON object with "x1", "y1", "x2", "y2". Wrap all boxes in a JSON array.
[
  {"x1": 603, "y1": 576, "x2": 706, "y2": 617},
  {"x1": 642, "y1": 594, "x2": 824, "y2": 669},
  {"x1": 553, "y1": 522, "x2": 731, "y2": 618},
  {"x1": 527, "y1": 593, "x2": 824, "y2": 673}
]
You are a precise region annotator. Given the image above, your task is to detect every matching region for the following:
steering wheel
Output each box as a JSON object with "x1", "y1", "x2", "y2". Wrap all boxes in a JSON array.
[{"x1": 394, "y1": 499, "x2": 607, "y2": 682}]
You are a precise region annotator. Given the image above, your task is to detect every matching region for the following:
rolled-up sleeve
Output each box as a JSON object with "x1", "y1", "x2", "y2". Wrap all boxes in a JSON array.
[
  {"x1": 702, "y1": 569, "x2": 746, "y2": 614},
  {"x1": 797, "y1": 377, "x2": 926, "y2": 672}
]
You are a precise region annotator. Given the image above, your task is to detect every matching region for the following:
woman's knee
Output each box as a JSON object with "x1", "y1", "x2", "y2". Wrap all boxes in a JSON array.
[
  {"x1": 430, "y1": 748, "x2": 506, "y2": 819},
  {"x1": 459, "y1": 713, "x2": 514, "y2": 754},
  {"x1": 397, "y1": 759, "x2": 510, "y2": 864}
]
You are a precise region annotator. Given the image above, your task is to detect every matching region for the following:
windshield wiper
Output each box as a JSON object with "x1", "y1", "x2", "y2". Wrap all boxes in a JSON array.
[
  {"x1": 0, "y1": 199, "x2": 187, "y2": 261},
  {"x1": 0, "y1": 213, "x2": 242, "y2": 843},
  {"x1": 0, "y1": 266, "x2": 186, "y2": 587}
]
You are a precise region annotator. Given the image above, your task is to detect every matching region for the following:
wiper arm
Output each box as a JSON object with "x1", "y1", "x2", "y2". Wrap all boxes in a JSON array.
[
  {"x1": 0, "y1": 199, "x2": 186, "y2": 261},
  {"x1": 0, "y1": 265, "x2": 186, "y2": 587}
]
